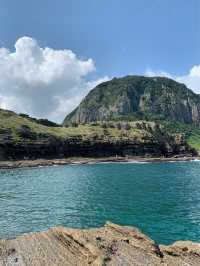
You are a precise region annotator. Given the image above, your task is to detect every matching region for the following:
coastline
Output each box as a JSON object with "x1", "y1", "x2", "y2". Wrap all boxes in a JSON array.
[{"x1": 0, "y1": 155, "x2": 199, "y2": 169}]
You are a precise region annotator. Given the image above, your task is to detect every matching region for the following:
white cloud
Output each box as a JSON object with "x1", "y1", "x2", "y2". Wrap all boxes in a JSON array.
[
  {"x1": 145, "y1": 69, "x2": 173, "y2": 79},
  {"x1": 145, "y1": 66, "x2": 200, "y2": 94},
  {"x1": 0, "y1": 36, "x2": 109, "y2": 122},
  {"x1": 176, "y1": 65, "x2": 200, "y2": 94}
]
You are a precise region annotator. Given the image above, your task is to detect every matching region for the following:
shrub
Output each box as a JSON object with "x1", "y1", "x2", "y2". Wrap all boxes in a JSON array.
[
  {"x1": 108, "y1": 122, "x2": 115, "y2": 128},
  {"x1": 103, "y1": 129, "x2": 109, "y2": 135},
  {"x1": 71, "y1": 122, "x2": 78, "y2": 127},
  {"x1": 37, "y1": 119, "x2": 60, "y2": 127},
  {"x1": 91, "y1": 122, "x2": 99, "y2": 126},
  {"x1": 124, "y1": 123, "x2": 131, "y2": 130},
  {"x1": 101, "y1": 122, "x2": 108, "y2": 128},
  {"x1": 116, "y1": 123, "x2": 122, "y2": 130}
]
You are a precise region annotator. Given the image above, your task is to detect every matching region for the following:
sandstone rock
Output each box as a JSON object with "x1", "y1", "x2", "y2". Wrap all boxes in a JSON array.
[{"x1": 0, "y1": 222, "x2": 200, "y2": 265}]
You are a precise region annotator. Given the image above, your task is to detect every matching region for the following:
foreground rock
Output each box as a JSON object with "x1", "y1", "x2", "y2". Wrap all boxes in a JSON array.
[{"x1": 0, "y1": 222, "x2": 200, "y2": 266}]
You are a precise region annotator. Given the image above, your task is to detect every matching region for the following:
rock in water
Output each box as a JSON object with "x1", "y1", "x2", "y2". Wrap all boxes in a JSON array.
[{"x1": 0, "y1": 222, "x2": 200, "y2": 265}]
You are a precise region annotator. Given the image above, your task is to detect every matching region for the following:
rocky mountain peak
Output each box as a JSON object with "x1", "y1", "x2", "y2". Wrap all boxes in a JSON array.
[{"x1": 63, "y1": 75, "x2": 200, "y2": 125}]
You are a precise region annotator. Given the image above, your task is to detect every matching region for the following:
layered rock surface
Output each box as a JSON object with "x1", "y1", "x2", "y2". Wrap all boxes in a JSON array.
[
  {"x1": 0, "y1": 132, "x2": 195, "y2": 160},
  {"x1": 0, "y1": 222, "x2": 200, "y2": 266}
]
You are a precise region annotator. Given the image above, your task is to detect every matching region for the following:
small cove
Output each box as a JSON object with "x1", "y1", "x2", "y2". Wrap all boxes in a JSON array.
[{"x1": 0, "y1": 161, "x2": 200, "y2": 244}]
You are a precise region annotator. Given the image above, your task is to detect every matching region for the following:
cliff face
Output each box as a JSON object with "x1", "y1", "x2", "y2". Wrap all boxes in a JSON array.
[
  {"x1": 1, "y1": 222, "x2": 200, "y2": 266},
  {"x1": 63, "y1": 76, "x2": 200, "y2": 125},
  {"x1": 1, "y1": 135, "x2": 195, "y2": 160}
]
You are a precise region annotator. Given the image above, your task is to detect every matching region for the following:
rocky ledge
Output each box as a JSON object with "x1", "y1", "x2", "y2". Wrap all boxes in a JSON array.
[
  {"x1": 0, "y1": 223, "x2": 200, "y2": 266},
  {"x1": 0, "y1": 156, "x2": 199, "y2": 169}
]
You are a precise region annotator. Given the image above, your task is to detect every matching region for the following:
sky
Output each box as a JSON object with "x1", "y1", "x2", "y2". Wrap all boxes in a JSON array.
[{"x1": 0, "y1": 0, "x2": 199, "y2": 122}]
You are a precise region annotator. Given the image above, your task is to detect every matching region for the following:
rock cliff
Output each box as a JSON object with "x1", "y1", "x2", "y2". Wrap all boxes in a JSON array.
[
  {"x1": 1, "y1": 222, "x2": 200, "y2": 266},
  {"x1": 63, "y1": 76, "x2": 200, "y2": 125}
]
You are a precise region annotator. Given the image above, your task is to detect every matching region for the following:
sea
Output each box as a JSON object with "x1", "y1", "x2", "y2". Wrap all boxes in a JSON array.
[{"x1": 0, "y1": 160, "x2": 200, "y2": 244}]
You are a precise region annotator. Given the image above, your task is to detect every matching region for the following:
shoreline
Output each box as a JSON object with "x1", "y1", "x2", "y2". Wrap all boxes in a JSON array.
[{"x1": 0, "y1": 155, "x2": 199, "y2": 169}]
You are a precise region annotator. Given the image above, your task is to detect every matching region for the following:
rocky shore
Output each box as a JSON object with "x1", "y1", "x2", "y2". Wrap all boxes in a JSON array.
[
  {"x1": 0, "y1": 156, "x2": 199, "y2": 169},
  {"x1": 0, "y1": 222, "x2": 200, "y2": 265}
]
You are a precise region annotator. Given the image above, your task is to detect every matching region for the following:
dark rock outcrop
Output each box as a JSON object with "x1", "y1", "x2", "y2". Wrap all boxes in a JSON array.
[
  {"x1": 1, "y1": 222, "x2": 200, "y2": 265},
  {"x1": 0, "y1": 133, "x2": 196, "y2": 160},
  {"x1": 63, "y1": 76, "x2": 200, "y2": 125}
]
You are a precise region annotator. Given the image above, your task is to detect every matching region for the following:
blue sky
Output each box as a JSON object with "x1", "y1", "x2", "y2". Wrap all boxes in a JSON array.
[
  {"x1": 1, "y1": 0, "x2": 199, "y2": 77},
  {"x1": 0, "y1": 0, "x2": 199, "y2": 121}
]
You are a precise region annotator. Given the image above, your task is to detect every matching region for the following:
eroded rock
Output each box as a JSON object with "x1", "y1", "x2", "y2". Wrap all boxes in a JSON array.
[{"x1": 0, "y1": 222, "x2": 200, "y2": 266}]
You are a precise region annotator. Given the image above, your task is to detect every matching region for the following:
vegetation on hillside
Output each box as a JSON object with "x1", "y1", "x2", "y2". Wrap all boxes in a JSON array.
[
  {"x1": 0, "y1": 108, "x2": 197, "y2": 160},
  {"x1": 64, "y1": 75, "x2": 200, "y2": 125},
  {"x1": 1, "y1": 107, "x2": 199, "y2": 154},
  {"x1": 0, "y1": 109, "x2": 165, "y2": 142},
  {"x1": 161, "y1": 121, "x2": 200, "y2": 152}
]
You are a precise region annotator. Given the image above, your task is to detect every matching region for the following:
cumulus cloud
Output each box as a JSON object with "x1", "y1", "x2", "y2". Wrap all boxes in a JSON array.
[
  {"x1": 0, "y1": 37, "x2": 109, "y2": 122},
  {"x1": 145, "y1": 69, "x2": 173, "y2": 79},
  {"x1": 145, "y1": 66, "x2": 200, "y2": 94},
  {"x1": 176, "y1": 66, "x2": 200, "y2": 93}
]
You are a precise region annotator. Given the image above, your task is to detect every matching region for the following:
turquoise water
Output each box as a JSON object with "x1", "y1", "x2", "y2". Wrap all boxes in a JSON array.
[{"x1": 0, "y1": 161, "x2": 200, "y2": 244}]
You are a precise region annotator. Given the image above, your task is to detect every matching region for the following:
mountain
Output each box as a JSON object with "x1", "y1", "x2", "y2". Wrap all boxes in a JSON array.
[
  {"x1": 0, "y1": 108, "x2": 196, "y2": 160},
  {"x1": 63, "y1": 76, "x2": 200, "y2": 125}
]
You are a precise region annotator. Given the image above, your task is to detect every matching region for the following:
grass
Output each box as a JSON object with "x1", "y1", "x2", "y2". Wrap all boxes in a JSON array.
[{"x1": 187, "y1": 133, "x2": 200, "y2": 152}]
